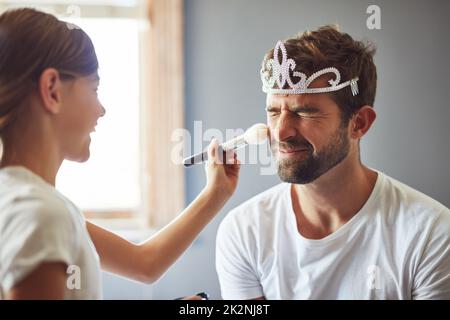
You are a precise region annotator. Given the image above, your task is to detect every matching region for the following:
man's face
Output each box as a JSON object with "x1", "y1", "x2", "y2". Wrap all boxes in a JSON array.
[{"x1": 266, "y1": 88, "x2": 351, "y2": 184}]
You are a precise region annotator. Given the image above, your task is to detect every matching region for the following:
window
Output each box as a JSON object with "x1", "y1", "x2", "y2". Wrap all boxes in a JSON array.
[{"x1": 57, "y1": 18, "x2": 141, "y2": 215}]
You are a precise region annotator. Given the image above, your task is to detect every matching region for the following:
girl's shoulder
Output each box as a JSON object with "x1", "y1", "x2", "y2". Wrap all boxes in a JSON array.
[{"x1": 0, "y1": 167, "x2": 76, "y2": 236}]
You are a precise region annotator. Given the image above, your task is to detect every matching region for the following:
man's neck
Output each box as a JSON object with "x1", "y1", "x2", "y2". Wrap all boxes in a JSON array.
[{"x1": 291, "y1": 159, "x2": 378, "y2": 240}]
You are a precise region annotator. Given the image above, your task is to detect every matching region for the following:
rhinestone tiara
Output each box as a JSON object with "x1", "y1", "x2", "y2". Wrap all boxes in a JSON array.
[{"x1": 261, "y1": 40, "x2": 359, "y2": 96}]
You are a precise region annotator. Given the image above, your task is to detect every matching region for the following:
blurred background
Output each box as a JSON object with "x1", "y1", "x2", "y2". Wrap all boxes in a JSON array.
[{"x1": 1, "y1": 0, "x2": 449, "y2": 299}]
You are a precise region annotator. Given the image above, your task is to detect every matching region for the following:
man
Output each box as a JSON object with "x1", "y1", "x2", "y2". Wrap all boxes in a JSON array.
[{"x1": 215, "y1": 26, "x2": 450, "y2": 299}]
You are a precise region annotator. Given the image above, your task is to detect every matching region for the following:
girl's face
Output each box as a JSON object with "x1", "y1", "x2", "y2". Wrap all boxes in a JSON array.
[{"x1": 56, "y1": 73, "x2": 105, "y2": 162}]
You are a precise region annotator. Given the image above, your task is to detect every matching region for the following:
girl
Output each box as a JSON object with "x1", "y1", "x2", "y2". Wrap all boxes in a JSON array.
[{"x1": 0, "y1": 8, "x2": 240, "y2": 299}]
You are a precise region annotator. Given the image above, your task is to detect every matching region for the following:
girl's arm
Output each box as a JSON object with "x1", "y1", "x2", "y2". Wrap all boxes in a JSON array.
[
  {"x1": 87, "y1": 139, "x2": 240, "y2": 283},
  {"x1": 6, "y1": 262, "x2": 67, "y2": 299}
]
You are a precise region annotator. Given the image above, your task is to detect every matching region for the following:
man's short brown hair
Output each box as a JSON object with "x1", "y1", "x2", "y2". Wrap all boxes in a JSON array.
[{"x1": 262, "y1": 25, "x2": 377, "y2": 124}]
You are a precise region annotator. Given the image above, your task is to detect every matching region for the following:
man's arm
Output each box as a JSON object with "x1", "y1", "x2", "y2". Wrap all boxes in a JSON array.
[
  {"x1": 412, "y1": 210, "x2": 450, "y2": 299},
  {"x1": 216, "y1": 212, "x2": 265, "y2": 300}
]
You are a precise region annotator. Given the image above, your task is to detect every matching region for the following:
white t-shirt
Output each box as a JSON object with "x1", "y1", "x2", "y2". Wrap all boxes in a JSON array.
[
  {"x1": 216, "y1": 171, "x2": 450, "y2": 300},
  {"x1": 0, "y1": 166, "x2": 102, "y2": 299}
]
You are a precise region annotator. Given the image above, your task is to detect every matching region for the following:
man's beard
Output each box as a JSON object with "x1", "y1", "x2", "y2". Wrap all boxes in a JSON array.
[{"x1": 271, "y1": 125, "x2": 350, "y2": 184}]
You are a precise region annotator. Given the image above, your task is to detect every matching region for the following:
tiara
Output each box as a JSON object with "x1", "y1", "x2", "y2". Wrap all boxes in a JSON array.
[{"x1": 260, "y1": 41, "x2": 359, "y2": 96}]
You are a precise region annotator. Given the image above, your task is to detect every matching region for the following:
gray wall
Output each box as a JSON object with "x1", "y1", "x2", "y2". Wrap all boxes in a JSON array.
[{"x1": 114, "y1": 0, "x2": 450, "y2": 299}]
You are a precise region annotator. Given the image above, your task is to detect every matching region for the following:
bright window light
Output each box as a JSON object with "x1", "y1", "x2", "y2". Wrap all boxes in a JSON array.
[{"x1": 56, "y1": 18, "x2": 141, "y2": 212}]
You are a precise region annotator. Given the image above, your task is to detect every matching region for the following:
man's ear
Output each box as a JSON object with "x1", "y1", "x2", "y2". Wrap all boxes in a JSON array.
[
  {"x1": 38, "y1": 68, "x2": 63, "y2": 114},
  {"x1": 349, "y1": 105, "x2": 377, "y2": 139}
]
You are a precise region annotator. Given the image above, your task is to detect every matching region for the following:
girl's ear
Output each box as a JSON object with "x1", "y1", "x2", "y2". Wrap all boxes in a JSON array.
[{"x1": 38, "y1": 68, "x2": 63, "y2": 114}]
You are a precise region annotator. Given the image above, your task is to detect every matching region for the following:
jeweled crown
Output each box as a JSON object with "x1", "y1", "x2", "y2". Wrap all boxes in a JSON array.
[{"x1": 261, "y1": 41, "x2": 359, "y2": 96}]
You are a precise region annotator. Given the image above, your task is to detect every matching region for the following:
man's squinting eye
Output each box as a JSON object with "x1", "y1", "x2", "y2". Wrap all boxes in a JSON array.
[
  {"x1": 266, "y1": 109, "x2": 318, "y2": 118},
  {"x1": 266, "y1": 108, "x2": 280, "y2": 117},
  {"x1": 267, "y1": 111, "x2": 280, "y2": 117},
  {"x1": 295, "y1": 111, "x2": 316, "y2": 118}
]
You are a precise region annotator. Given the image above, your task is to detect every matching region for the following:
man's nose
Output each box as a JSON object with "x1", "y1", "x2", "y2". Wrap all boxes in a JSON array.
[{"x1": 273, "y1": 112, "x2": 297, "y2": 142}]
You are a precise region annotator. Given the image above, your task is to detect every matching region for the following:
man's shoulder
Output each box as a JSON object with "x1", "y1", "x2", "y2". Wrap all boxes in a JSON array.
[
  {"x1": 382, "y1": 172, "x2": 447, "y2": 210},
  {"x1": 226, "y1": 183, "x2": 290, "y2": 222},
  {"x1": 217, "y1": 183, "x2": 290, "y2": 243},
  {"x1": 379, "y1": 171, "x2": 450, "y2": 225}
]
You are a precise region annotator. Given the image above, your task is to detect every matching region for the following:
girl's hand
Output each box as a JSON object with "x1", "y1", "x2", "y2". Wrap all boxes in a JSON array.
[{"x1": 204, "y1": 138, "x2": 241, "y2": 200}]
